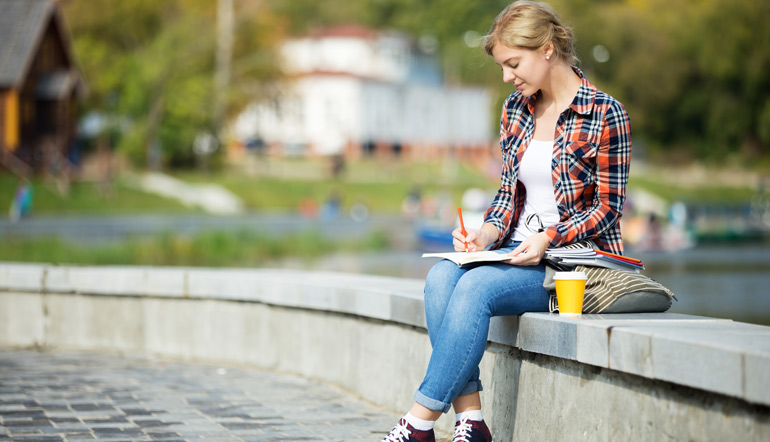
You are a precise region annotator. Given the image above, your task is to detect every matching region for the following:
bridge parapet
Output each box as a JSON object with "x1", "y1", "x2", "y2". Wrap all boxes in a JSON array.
[{"x1": 1, "y1": 262, "x2": 768, "y2": 441}]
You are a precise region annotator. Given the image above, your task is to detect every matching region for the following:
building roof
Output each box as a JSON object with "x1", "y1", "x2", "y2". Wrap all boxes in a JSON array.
[
  {"x1": 309, "y1": 25, "x2": 379, "y2": 40},
  {"x1": 0, "y1": 0, "x2": 73, "y2": 89}
]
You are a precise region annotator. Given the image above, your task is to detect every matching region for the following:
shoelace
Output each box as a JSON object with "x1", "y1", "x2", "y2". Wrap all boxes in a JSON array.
[
  {"x1": 453, "y1": 417, "x2": 473, "y2": 442},
  {"x1": 383, "y1": 419, "x2": 412, "y2": 442}
]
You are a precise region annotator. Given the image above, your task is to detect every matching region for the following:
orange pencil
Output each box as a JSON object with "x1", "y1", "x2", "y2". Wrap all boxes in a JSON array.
[
  {"x1": 593, "y1": 249, "x2": 643, "y2": 264},
  {"x1": 458, "y1": 208, "x2": 468, "y2": 252}
]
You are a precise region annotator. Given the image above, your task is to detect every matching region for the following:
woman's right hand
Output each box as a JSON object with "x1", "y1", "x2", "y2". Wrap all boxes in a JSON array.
[{"x1": 452, "y1": 227, "x2": 487, "y2": 252}]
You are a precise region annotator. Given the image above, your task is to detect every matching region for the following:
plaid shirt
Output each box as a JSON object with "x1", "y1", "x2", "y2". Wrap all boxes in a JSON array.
[{"x1": 484, "y1": 68, "x2": 632, "y2": 254}]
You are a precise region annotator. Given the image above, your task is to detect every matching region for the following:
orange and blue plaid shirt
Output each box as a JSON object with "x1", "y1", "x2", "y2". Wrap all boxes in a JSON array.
[{"x1": 484, "y1": 68, "x2": 631, "y2": 254}]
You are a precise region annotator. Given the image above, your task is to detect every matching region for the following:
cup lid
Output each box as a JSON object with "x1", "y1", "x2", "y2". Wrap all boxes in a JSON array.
[{"x1": 553, "y1": 271, "x2": 587, "y2": 280}]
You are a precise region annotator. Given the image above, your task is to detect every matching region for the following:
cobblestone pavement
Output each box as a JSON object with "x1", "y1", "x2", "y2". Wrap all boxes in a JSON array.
[{"x1": 0, "y1": 348, "x2": 403, "y2": 441}]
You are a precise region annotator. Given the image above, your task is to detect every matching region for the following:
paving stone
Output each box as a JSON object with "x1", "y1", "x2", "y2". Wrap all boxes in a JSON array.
[
  {"x1": 7, "y1": 436, "x2": 64, "y2": 441},
  {"x1": 61, "y1": 430, "x2": 96, "y2": 438},
  {"x1": 0, "y1": 348, "x2": 404, "y2": 441}
]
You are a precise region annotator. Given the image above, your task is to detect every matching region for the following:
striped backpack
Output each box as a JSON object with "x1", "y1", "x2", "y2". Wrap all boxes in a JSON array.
[{"x1": 543, "y1": 241, "x2": 676, "y2": 314}]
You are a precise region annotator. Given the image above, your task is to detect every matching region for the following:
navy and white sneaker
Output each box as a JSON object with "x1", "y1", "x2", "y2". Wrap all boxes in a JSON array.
[
  {"x1": 453, "y1": 416, "x2": 493, "y2": 442},
  {"x1": 382, "y1": 418, "x2": 436, "y2": 442}
]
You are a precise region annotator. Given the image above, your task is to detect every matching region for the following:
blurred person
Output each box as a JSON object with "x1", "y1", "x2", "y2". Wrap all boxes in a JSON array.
[
  {"x1": 9, "y1": 180, "x2": 33, "y2": 223},
  {"x1": 641, "y1": 213, "x2": 663, "y2": 251},
  {"x1": 402, "y1": 186, "x2": 422, "y2": 219},
  {"x1": 299, "y1": 197, "x2": 318, "y2": 219},
  {"x1": 329, "y1": 154, "x2": 345, "y2": 178},
  {"x1": 321, "y1": 190, "x2": 342, "y2": 220},
  {"x1": 381, "y1": 2, "x2": 632, "y2": 441}
]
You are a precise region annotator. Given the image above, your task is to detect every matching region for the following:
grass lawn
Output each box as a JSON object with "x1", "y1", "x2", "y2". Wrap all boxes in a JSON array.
[
  {"x1": 176, "y1": 157, "x2": 496, "y2": 213},
  {"x1": 1, "y1": 158, "x2": 497, "y2": 215},
  {"x1": 1, "y1": 158, "x2": 758, "y2": 216},
  {"x1": 0, "y1": 174, "x2": 195, "y2": 215},
  {"x1": 0, "y1": 228, "x2": 390, "y2": 267}
]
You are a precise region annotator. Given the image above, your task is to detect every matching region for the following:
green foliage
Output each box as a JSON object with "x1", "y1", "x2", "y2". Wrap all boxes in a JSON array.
[
  {"x1": 0, "y1": 229, "x2": 389, "y2": 267},
  {"x1": 552, "y1": 0, "x2": 770, "y2": 161},
  {"x1": 63, "y1": 0, "x2": 282, "y2": 168},
  {"x1": 269, "y1": 0, "x2": 770, "y2": 161},
  {"x1": 628, "y1": 176, "x2": 756, "y2": 205},
  {"x1": 758, "y1": 100, "x2": 770, "y2": 146},
  {"x1": 63, "y1": 0, "x2": 770, "y2": 168}
]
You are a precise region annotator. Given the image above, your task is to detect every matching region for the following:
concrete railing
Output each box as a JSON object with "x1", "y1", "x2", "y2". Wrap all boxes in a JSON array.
[{"x1": 1, "y1": 262, "x2": 769, "y2": 441}]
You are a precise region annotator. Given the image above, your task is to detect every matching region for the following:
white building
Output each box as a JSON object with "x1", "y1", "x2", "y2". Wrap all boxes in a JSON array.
[{"x1": 232, "y1": 26, "x2": 492, "y2": 159}]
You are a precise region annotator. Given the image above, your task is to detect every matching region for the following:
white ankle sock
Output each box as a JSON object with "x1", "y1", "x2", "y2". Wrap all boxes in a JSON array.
[
  {"x1": 456, "y1": 409, "x2": 483, "y2": 422},
  {"x1": 404, "y1": 412, "x2": 435, "y2": 431}
]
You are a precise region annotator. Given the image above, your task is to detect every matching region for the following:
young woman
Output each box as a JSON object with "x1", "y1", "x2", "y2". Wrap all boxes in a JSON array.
[{"x1": 382, "y1": 1, "x2": 632, "y2": 441}]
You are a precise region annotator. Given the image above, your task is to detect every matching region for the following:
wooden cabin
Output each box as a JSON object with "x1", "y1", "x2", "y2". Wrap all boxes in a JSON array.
[{"x1": 0, "y1": 0, "x2": 84, "y2": 175}]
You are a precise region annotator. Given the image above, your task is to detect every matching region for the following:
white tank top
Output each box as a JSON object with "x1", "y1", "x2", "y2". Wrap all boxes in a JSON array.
[{"x1": 512, "y1": 139, "x2": 561, "y2": 241}]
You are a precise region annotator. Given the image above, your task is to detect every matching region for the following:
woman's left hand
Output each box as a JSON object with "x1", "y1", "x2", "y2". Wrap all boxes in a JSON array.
[{"x1": 504, "y1": 232, "x2": 552, "y2": 266}]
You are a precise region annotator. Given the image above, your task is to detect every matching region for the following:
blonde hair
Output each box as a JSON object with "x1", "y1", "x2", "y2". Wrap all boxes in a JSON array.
[{"x1": 483, "y1": 1, "x2": 578, "y2": 65}]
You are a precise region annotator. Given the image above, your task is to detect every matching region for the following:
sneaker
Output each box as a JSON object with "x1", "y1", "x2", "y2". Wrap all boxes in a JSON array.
[
  {"x1": 382, "y1": 418, "x2": 436, "y2": 442},
  {"x1": 453, "y1": 416, "x2": 493, "y2": 442}
]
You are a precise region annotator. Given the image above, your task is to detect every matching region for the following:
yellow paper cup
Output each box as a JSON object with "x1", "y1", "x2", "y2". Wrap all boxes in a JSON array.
[{"x1": 554, "y1": 271, "x2": 587, "y2": 316}]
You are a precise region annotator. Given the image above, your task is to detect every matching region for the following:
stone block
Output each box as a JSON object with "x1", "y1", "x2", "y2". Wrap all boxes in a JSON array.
[
  {"x1": 186, "y1": 268, "x2": 264, "y2": 301},
  {"x1": 44, "y1": 294, "x2": 93, "y2": 349},
  {"x1": 645, "y1": 322, "x2": 770, "y2": 400},
  {"x1": 517, "y1": 313, "x2": 577, "y2": 360},
  {"x1": 489, "y1": 315, "x2": 518, "y2": 347},
  {"x1": 652, "y1": 325, "x2": 743, "y2": 398},
  {"x1": 608, "y1": 326, "x2": 654, "y2": 377},
  {"x1": 359, "y1": 278, "x2": 423, "y2": 324},
  {"x1": 87, "y1": 296, "x2": 145, "y2": 352},
  {"x1": 70, "y1": 266, "x2": 148, "y2": 296},
  {"x1": 514, "y1": 313, "x2": 730, "y2": 370},
  {"x1": 44, "y1": 292, "x2": 145, "y2": 352},
  {"x1": 143, "y1": 267, "x2": 186, "y2": 297},
  {"x1": 141, "y1": 297, "x2": 208, "y2": 359},
  {"x1": 0, "y1": 263, "x2": 45, "y2": 292},
  {"x1": 44, "y1": 266, "x2": 74, "y2": 293},
  {"x1": 576, "y1": 314, "x2": 730, "y2": 369},
  {"x1": 298, "y1": 281, "x2": 340, "y2": 311},
  {"x1": 745, "y1": 351, "x2": 770, "y2": 405},
  {"x1": 389, "y1": 292, "x2": 425, "y2": 327},
  {"x1": 257, "y1": 276, "x2": 303, "y2": 308},
  {"x1": 0, "y1": 292, "x2": 45, "y2": 346},
  {"x1": 576, "y1": 317, "x2": 613, "y2": 368},
  {"x1": 345, "y1": 287, "x2": 391, "y2": 321}
]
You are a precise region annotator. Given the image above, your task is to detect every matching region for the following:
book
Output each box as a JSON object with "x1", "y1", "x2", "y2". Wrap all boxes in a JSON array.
[
  {"x1": 421, "y1": 251, "x2": 512, "y2": 267},
  {"x1": 545, "y1": 247, "x2": 644, "y2": 272},
  {"x1": 545, "y1": 248, "x2": 595, "y2": 258},
  {"x1": 422, "y1": 247, "x2": 645, "y2": 272},
  {"x1": 555, "y1": 257, "x2": 642, "y2": 272}
]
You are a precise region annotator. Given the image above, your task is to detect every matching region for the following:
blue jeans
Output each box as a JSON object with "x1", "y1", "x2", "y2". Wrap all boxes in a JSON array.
[{"x1": 414, "y1": 245, "x2": 550, "y2": 413}]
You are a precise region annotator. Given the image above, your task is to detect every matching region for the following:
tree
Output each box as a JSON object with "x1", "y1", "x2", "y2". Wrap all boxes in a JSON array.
[
  {"x1": 62, "y1": 0, "x2": 283, "y2": 168},
  {"x1": 64, "y1": 0, "x2": 770, "y2": 168}
]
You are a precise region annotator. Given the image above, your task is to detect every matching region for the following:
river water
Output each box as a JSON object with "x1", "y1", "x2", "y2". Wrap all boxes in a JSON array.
[
  {"x1": 271, "y1": 243, "x2": 770, "y2": 327},
  {"x1": 3, "y1": 214, "x2": 769, "y2": 326}
]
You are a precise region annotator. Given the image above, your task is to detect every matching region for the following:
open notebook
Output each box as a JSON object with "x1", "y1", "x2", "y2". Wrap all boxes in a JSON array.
[{"x1": 421, "y1": 251, "x2": 511, "y2": 267}]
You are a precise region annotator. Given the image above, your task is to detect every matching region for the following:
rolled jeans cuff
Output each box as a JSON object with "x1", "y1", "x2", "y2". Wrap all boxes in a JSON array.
[
  {"x1": 414, "y1": 380, "x2": 484, "y2": 414},
  {"x1": 414, "y1": 389, "x2": 451, "y2": 413},
  {"x1": 457, "y1": 379, "x2": 483, "y2": 398}
]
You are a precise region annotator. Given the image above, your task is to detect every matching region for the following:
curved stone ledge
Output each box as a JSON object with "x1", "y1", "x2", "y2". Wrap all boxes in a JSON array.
[{"x1": 2, "y1": 262, "x2": 769, "y2": 441}]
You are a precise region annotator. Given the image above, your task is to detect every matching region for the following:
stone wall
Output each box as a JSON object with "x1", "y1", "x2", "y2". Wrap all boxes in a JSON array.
[{"x1": 1, "y1": 263, "x2": 769, "y2": 441}]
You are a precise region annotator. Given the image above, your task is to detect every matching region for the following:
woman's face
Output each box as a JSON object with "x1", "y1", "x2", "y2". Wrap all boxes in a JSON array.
[{"x1": 492, "y1": 43, "x2": 551, "y2": 97}]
